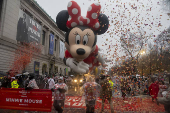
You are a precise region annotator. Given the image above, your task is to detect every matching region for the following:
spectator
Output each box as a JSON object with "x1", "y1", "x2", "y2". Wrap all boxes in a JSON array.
[
  {"x1": 157, "y1": 76, "x2": 170, "y2": 113},
  {"x1": 158, "y1": 80, "x2": 167, "y2": 97},
  {"x1": 23, "y1": 76, "x2": 29, "y2": 88},
  {"x1": 26, "y1": 73, "x2": 39, "y2": 90},
  {"x1": 149, "y1": 78, "x2": 159, "y2": 103},
  {"x1": 1, "y1": 76, "x2": 8, "y2": 88},
  {"x1": 11, "y1": 77, "x2": 19, "y2": 88},
  {"x1": 48, "y1": 76, "x2": 55, "y2": 89}
]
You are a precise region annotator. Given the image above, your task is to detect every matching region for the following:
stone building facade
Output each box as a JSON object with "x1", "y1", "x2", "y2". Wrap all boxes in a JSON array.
[{"x1": 0, "y1": 0, "x2": 70, "y2": 76}]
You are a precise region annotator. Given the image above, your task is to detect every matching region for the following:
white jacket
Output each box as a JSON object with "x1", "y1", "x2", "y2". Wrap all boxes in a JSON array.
[
  {"x1": 27, "y1": 79, "x2": 39, "y2": 89},
  {"x1": 48, "y1": 78, "x2": 55, "y2": 89}
]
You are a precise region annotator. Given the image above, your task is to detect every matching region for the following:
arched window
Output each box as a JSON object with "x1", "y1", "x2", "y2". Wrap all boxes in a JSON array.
[
  {"x1": 60, "y1": 68, "x2": 62, "y2": 74},
  {"x1": 54, "y1": 66, "x2": 58, "y2": 74},
  {"x1": 42, "y1": 64, "x2": 47, "y2": 75}
]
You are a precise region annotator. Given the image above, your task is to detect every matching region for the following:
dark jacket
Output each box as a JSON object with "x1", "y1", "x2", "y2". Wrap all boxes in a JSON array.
[{"x1": 100, "y1": 79, "x2": 112, "y2": 101}]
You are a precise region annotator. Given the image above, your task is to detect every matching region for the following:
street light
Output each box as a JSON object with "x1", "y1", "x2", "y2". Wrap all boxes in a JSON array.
[{"x1": 140, "y1": 51, "x2": 145, "y2": 55}]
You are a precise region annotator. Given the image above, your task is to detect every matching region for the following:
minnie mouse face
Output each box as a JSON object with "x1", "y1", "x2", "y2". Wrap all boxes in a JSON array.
[
  {"x1": 65, "y1": 26, "x2": 97, "y2": 61},
  {"x1": 56, "y1": 1, "x2": 109, "y2": 61}
]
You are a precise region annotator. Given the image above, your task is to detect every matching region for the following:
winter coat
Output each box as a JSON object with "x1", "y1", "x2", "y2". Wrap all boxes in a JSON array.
[
  {"x1": 100, "y1": 79, "x2": 112, "y2": 101},
  {"x1": 149, "y1": 82, "x2": 159, "y2": 99}
]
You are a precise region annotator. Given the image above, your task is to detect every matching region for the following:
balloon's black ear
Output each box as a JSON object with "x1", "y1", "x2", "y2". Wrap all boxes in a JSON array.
[
  {"x1": 56, "y1": 10, "x2": 69, "y2": 32},
  {"x1": 95, "y1": 14, "x2": 109, "y2": 35}
]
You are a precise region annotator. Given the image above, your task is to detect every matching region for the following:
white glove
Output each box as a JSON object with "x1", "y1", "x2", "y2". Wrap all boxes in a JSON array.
[
  {"x1": 97, "y1": 53, "x2": 111, "y2": 66},
  {"x1": 97, "y1": 53, "x2": 105, "y2": 65},
  {"x1": 66, "y1": 58, "x2": 89, "y2": 74}
]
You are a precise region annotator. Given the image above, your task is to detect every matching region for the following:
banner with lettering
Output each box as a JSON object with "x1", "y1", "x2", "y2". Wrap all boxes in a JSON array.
[
  {"x1": 49, "y1": 33, "x2": 54, "y2": 55},
  {"x1": 59, "y1": 40, "x2": 65, "y2": 59},
  {"x1": 16, "y1": 9, "x2": 42, "y2": 43},
  {"x1": 0, "y1": 88, "x2": 52, "y2": 112},
  {"x1": 63, "y1": 96, "x2": 111, "y2": 109}
]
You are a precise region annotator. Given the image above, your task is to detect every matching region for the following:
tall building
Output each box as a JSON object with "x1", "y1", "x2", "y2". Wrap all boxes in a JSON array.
[{"x1": 0, "y1": 0, "x2": 70, "y2": 76}]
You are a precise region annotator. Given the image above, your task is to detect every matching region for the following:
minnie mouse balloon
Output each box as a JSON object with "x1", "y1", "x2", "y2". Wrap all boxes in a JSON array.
[{"x1": 56, "y1": 1, "x2": 109, "y2": 74}]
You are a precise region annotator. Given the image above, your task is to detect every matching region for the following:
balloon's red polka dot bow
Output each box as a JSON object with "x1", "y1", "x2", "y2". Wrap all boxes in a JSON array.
[{"x1": 66, "y1": 1, "x2": 101, "y2": 31}]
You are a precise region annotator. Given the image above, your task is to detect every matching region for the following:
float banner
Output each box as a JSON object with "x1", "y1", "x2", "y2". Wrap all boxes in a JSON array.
[{"x1": 0, "y1": 88, "x2": 52, "y2": 112}]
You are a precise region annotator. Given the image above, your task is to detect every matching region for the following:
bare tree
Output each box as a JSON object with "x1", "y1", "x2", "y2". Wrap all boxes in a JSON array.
[
  {"x1": 120, "y1": 29, "x2": 149, "y2": 75},
  {"x1": 154, "y1": 27, "x2": 170, "y2": 72}
]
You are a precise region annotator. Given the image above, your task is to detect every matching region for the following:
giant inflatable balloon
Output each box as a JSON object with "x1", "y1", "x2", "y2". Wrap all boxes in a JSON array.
[
  {"x1": 90, "y1": 52, "x2": 112, "y2": 75},
  {"x1": 56, "y1": 1, "x2": 109, "y2": 74}
]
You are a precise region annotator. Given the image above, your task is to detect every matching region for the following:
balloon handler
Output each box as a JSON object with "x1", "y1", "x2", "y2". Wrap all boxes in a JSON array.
[{"x1": 51, "y1": 77, "x2": 68, "y2": 113}]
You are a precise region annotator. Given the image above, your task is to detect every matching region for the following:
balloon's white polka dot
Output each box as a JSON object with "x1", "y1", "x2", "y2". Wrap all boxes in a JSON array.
[
  {"x1": 82, "y1": 16, "x2": 87, "y2": 19},
  {"x1": 87, "y1": 6, "x2": 92, "y2": 11},
  {"x1": 95, "y1": 22, "x2": 100, "y2": 28},
  {"x1": 71, "y1": 22, "x2": 77, "y2": 27},
  {"x1": 94, "y1": 3, "x2": 100, "y2": 6},
  {"x1": 67, "y1": 1, "x2": 72, "y2": 7},
  {"x1": 78, "y1": 16, "x2": 81, "y2": 21},
  {"x1": 72, "y1": 8, "x2": 78, "y2": 15},
  {"x1": 68, "y1": 15, "x2": 72, "y2": 21},
  {"x1": 91, "y1": 13, "x2": 97, "y2": 19},
  {"x1": 79, "y1": 21, "x2": 83, "y2": 25},
  {"x1": 87, "y1": 18, "x2": 90, "y2": 24}
]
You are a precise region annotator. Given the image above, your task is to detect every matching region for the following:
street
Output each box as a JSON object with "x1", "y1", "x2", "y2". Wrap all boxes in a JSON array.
[{"x1": 0, "y1": 85, "x2": 166, "y2": 113}]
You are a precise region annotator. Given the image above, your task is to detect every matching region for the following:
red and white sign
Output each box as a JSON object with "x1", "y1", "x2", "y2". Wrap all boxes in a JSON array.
[
  {"x1": 63, "y1": 96, "x2": 111, "y2": 109},
  {"x1": 65, "y1": 96, "x2": 86, "y2": 108},
  {"x1": 0, "y1": 88, "x2": 52, "y2": 112}
]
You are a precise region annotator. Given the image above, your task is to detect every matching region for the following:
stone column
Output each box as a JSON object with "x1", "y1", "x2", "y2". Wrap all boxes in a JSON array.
[
  {"x1": 57, "y1": 36, "x2": 60, "y2": 58},
  {"x1": 46, "y1": 29, "x2": 50, "y2": 55},
  {"x1": 40, "y1": 23, "x2": 44, "y2": 45}
]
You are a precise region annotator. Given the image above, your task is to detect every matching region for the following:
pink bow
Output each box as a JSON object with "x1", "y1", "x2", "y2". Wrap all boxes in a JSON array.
[{"x1": 66, "y1": 1, "x2": 101, "y2": 31}]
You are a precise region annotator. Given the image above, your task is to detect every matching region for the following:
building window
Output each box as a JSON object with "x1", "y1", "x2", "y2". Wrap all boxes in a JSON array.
[
  {"x1": 55, "y1": 39, "x2": 57, "y2": 51},
  {"x1": 42, "y1": 30, "x2": 45, "y2": 45},
  {"x1": 54, "y1": 66, "x2": 58, "y2": 74},
  {"x1": 42, "y1": 64, "x2": 47, "y2": 75}
]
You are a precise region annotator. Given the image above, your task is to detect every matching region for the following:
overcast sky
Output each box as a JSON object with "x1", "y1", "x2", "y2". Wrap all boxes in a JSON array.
[{"x1": 35, "y1": 0, "x2": 170, "y2": 70}]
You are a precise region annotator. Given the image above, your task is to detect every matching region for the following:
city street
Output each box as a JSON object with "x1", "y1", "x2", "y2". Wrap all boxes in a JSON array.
[
  {"x1": 52, "y1": 87, "x2": 166, "y2": 113},
  {"x1": 0, "y1": 86, "x2": 165, "y2": 113},
  {"x1": 0, "y1": 0, "x2": 170, "y2": 112}
]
